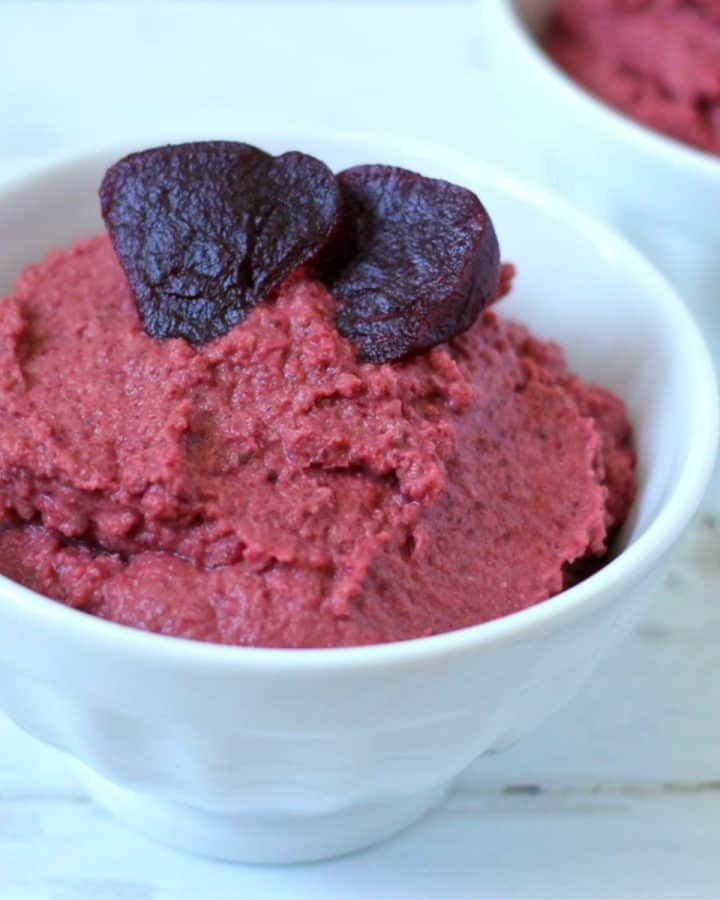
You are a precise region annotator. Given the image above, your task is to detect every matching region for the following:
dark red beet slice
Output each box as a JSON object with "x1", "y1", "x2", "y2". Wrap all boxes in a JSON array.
[
  {"x1": 100, "y1": 142, "x2": 343, "y2": 344},
  {"x1": 329, "y1": 165, "x2": 501, "y2": 363}
]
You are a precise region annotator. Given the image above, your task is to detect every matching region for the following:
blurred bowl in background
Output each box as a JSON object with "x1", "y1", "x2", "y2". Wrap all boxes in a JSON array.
[{"x1": 484, "y1": 0, "x2": 720, "y2": 357}]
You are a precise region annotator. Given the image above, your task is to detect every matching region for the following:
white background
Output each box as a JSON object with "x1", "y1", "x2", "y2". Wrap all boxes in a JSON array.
[{"x1": 0, "y1": 2, "x2": 718, "y2": 898}]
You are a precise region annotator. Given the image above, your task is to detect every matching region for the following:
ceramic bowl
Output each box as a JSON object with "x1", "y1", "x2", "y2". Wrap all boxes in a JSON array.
[
  {"x1": 0, "y1": 132, "x2": 715, "y2": 863},
  {"x1": 484, "y1": 0, "x2": 720, "y2": 355}
]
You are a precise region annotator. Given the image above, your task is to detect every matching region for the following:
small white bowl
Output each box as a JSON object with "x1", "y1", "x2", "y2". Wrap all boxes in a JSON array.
[
  {"x1": 0, "y1": 132, "x2": 716, "y2": 864},
  {"x1": 484, "y1": 0, "x2": 720, "y2": 349}
]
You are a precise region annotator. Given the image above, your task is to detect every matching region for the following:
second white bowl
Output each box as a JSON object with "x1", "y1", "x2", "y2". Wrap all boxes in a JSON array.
[{"x1": 484, "y1": 0, "x2": 720, "y2": 355}]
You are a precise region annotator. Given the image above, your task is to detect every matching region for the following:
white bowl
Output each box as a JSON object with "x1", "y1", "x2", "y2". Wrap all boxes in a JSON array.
[
  {"x1": 484, "y1": 0, "x2": 720, "y2": 353},
  {"x1": 0, "y1": 132, "x2": 716, "y2": 864}
]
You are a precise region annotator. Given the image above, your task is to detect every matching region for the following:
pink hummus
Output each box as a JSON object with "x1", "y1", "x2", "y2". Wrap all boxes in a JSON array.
[
  {"x1": 546, "y1": 0, "x2": 720, "y2": 155},
  {"x1": 0, "y1": 237, "x2": 635, "y2": 647}
]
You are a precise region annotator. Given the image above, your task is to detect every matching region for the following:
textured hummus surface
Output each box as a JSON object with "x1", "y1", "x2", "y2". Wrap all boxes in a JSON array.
[
  {"x1": 547, "y1": 0, "x2": 720, "y2": 155},
  {"x1": 0, "y1": 237, "x2": 635, "y2": 647}
]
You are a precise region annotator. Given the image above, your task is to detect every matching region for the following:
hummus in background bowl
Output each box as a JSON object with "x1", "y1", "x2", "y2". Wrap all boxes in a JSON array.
[{"x1": 485, "y1": 0, "x2": 720, "y2": 358}]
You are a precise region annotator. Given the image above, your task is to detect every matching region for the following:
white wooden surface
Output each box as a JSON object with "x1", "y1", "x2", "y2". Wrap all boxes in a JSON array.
[{"x1": 0, "y1": 3, "x2": 718, "y2": 897}]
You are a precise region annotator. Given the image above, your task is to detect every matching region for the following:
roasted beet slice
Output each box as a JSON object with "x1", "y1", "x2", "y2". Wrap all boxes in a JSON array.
[
  {"x1": 329, "y1": 165, "x2": 501, "y2": 363},
  {"x1": 100, "y1": 142, "x2": 343, "y2": 343}
]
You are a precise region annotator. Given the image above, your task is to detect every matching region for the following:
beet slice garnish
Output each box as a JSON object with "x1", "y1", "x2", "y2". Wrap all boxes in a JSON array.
[
  {"x1": 100, "y1": 146, "x2": 505, "y2": 360},
  {"x1": 328, "y1": 165, "x2": 501, "y2": 363},
  {"x1": 100, "y1": 141, "x2": 344, "y2": 344}
]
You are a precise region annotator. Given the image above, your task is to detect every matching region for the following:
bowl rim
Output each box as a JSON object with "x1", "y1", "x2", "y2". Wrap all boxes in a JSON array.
[
  {"x1": 0, "y1": 133, "x2": 716, "y2": 673},
  {"x1": 489, "y1": 0, "x2": 720, "y2": 179}
]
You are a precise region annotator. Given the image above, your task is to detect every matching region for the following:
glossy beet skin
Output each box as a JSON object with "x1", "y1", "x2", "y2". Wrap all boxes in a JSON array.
[
  {"x1": 100, "y1": 144, "x2": 502, "y2": 361},
  {"x1": 100, "y1": 142, "x2": 344, "y2": 344},
  {"x1": 330, "y1": 165, "x2": 501, "y2": 363}
]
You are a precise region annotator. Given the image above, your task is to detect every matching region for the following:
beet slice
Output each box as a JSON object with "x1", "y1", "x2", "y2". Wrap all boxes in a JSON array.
[
  {"x1": 100, "y1": 142, "x2": 343, "y2": 344},
  {"x1": 329, "y1": 165, "x2": 501, "y2": 363}
]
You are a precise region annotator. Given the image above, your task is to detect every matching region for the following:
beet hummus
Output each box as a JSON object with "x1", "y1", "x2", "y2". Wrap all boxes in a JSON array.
[
  {"x1": 546, "y1": 0, "x2": 720, "y2": 156},
  {"x1": 0, "y1": 237, "x2": 635, "y2": 647}
]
